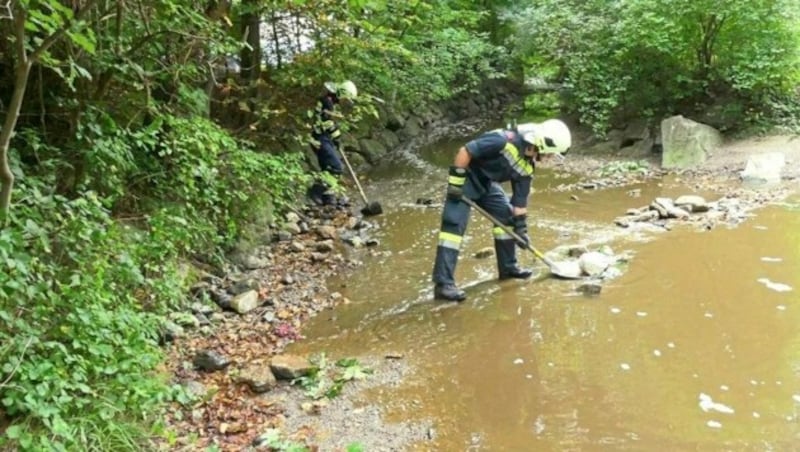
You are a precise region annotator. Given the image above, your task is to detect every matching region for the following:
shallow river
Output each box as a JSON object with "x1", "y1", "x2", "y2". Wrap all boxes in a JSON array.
[{"x1": 288, "y1": 136, "x2": 800, "y2": 450}]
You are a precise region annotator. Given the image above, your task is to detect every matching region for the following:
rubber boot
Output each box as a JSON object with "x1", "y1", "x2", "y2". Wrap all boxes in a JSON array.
[
  {"x1": 499, "y1": 267, "x2": 534, "y2": 280},
  {"x1": 434, "y1": 284, "x2": 466, "y2": 302}
]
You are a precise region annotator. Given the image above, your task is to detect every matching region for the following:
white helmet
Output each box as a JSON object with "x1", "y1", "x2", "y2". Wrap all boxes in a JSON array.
[
  {"x1": 520, "y1": 119, "x2": 571, "y2": 155},
  {"x1": 337, "y1": 80, "x2": 358, "y2": 100}
]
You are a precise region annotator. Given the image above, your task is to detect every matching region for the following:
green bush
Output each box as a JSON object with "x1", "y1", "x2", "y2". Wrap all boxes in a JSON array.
[
  {"x1": 0, "y1": 115, "x2": 309, "y2": 450},
  {"x1": 0, "y1": 181, "x2": 171, "y2": 450}
]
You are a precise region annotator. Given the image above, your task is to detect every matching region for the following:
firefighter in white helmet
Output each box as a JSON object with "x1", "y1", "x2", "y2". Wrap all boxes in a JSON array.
[
  {"x1": 432, "y1": 119, "x2": 571, "y2": 301},
  {"x1": 307, "y1": 80, "x2": 358, "y2": 206}
]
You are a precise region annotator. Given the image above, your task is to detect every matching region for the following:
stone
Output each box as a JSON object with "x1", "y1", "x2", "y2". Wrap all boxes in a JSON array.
[
  {"x1": 234, "y1": 363, "x2": 278, "y2": 393},
  {"x1": 315, "y1": 240, "x2": 334, "y2": 252},
  {"x1": 289, "y1": 241, "x2": 306, "y2": 252},
  {"x1": 230, "y1": 290, "x2": 260, "y2": 314},
  {"x1": 169, "y1": 311, "x2": 200, "y2": 329},
  {"x1": 661, "y1": 115, "x2": 722, "y2": 169},
  {"x1": 579, "y1": 252, "x2": 612, "y2": 277},
  {"x1": 567, "y1": 246, "x2": 589, "y2": 258},
  {"x1": 473, "y1": 247, "x2": 494, "y2": 259},
  {"x1": 162, "y1": 320, "x2": 185, "y2": 342},
  {"x1": 282, "y1": 222, "x2": 302, "y2": 235},
  {"x1": 243, "y1": 255, "x2": 269, "y2": 270},
  {"x1": 193, "y1": 350, "x2": 231, "y2": 372},
  {"x1": 270, "y1": 354, "x2": 314, "y2": 380},
  {"x1": 674, "y1": 195, "x2": 709, "y2": 213},
  {"x1": 740, "y1": 152, "x2": 785, "y2": 184},
  {"x1": 285, "y1": 212, "x2": 300, "y2": 224},
  {"x1": 315, "y1": 225, "x2": 337, "y2": 240},
  {"x1": 229, "y1": 277, "x2": 259, "y2": 295},
  {"x1": 578, "y1": 283, "x2": 603, "y2": 296}
]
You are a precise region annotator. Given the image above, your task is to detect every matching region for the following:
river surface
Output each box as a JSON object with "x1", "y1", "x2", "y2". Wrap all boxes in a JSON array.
[{"x1": 287, "y1": 137, "x2": 800, "y2": 450}]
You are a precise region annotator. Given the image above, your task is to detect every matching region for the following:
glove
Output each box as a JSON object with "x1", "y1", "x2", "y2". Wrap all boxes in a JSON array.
[
  {"x1": 446, "y1": 166, "x2": 467, "y2": 201},
  {"x1": 511, "y1": 214, "x2": 530, "y2": 249}
]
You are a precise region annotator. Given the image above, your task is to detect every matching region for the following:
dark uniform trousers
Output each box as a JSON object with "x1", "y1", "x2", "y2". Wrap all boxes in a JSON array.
[
  {"x1": 308, "y1": 135, "x2": 343, "y2": 202},
  {"x1": 432, "y1": 174, "x2": 519, "y2": 286}
]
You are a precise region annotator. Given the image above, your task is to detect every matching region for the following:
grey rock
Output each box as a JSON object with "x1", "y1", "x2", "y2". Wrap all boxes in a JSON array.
[
  {"x1": 578, "y1": 283, "x2": 603, "y2": 296},
  {"x1": 315, "y1": 240, "x2": 334, "y2": 252},
  {"x1": 675, "y1": 195, "x2": 709, "y2": 213},
  {"x1": 229, "y1": 277, "x2": 259, "y2": 295},
  {"x1": 270, "y1": 354, "x2": 314, "y2": 380},
  {"x1": 661, "y1": 115, "x2": 722, "y2": 169},
  {"x1": 234, "y1": 363, "x2": 277, "y2": 393},
  {"x1": 230, "y1": 290, "x2": 260, "y2": 314},
  {"x1": 473, "y1": 247, "x2": 494, "y2": 259},
  {"x1": 315, "y1": 225, "x2": 337, "y2": 240},
  {"x1": 579, "y1": 252, "x2": 611, "y2": 277},
  {"x1": 193, "y1": 350, "x2": 231, "y2": 372}
]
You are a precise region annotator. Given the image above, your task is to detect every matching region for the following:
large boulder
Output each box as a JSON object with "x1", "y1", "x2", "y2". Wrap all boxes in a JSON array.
[
  {"x1": 660, "y1": 115, "x2": 722, "y2": 169},
  {"x1": 740, "y1": 152, "x2": 785, "y2": 184}
]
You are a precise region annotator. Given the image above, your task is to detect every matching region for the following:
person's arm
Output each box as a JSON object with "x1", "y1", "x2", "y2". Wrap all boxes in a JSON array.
[
  {"x1": 510, "y1": 176, "x2": 532, "y2": 216},
  {"x1": 453, "y1": 146, "x2": 472, "y2": 168}
]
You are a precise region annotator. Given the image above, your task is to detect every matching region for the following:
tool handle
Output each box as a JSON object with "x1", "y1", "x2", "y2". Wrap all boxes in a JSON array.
[
  {"x1": 461, "y1": 197, "x2": 558, "y2": 269},
  {"x1": 338, "y1": 148, "x2": 370, "y2": 204}
]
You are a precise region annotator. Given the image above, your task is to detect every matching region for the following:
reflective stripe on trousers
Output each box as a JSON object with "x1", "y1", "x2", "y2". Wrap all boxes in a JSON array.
[{"x1": 432, "y1": 179, "x2": 522, "y2": 286}]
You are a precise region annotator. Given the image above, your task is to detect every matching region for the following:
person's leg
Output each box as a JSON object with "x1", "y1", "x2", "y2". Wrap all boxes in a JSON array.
[
  {"x1": 316, "y1": 137, "x2": 344, "y2": 205},
  {"x1": 479, "y1": 183, "x2": 532, "y2": 280},
  {"x1": 431, "y1": 189, "x2": 472, "y2": 301}
]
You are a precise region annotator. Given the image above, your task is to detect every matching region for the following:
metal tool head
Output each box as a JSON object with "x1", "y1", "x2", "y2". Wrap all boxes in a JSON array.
[{"x1": 548, "y1": 260, "x2": 583, "y2": 279}]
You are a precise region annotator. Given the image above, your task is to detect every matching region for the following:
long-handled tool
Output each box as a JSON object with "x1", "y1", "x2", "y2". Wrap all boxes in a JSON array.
[
  {"x1": 461, "y1": 196, "x2": 582, "y2": 279},
  {"x1": 339, "y1": 148, "x2": 383, "y2": 216}
]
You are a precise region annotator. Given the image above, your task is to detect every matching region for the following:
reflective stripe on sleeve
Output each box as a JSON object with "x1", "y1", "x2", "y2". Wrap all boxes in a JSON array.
[
  {"x1": 502, "y1": 143, "x2": 534, "y2": 177},
  {"x1": 448, "y1": 175, "x2": 466, "y2": 186}
]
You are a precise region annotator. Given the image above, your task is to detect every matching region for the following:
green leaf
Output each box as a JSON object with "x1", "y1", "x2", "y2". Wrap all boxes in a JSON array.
[{"x1": 5, "y1": 424, "x2": 23, "y2": 439}]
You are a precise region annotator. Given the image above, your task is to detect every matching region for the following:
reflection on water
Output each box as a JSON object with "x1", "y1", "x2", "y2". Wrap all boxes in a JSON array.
[{"x1": 288, "y1": 139, "x2": 800, "y2": 449}]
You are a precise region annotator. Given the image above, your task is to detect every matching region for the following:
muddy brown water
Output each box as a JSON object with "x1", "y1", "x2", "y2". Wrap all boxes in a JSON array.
[{"x1": 288, "y1": 140, "x2": 800, "y2": 450}]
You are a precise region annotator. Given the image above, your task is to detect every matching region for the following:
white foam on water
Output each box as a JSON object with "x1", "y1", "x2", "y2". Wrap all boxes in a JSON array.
[
  {"x1": 753, "y1": 412, "x2": 761, "y2": 418},
  {"x1": 707, "y1": 420, "x2": 722, "y2": 429},
  {"x1": 513, "y1": 358, "x2": 524, "y2": 365},
  {"x1": 777, "y1": 305, "x2": 787, "y2": 311},
  {"x1": 720, "y1": 385, "x2": 729, "y2": 391},
  {"x1": 761, "y1": 257, "x2": 783, "y2": 263},
  {"x1": 620, "y1": 363, "x2": 631, "y2": 371},
  {"x1": 699, "y1": 393, "x2": 735, "y2": 414},
  {"x1": 792, "y1": 395, "x2": 800, "y2": 403},
  {"x1": 610, "y1": 307, "x2": 621, "y2": 314},
  {"x1": 653, "y1": 349, "x2": 662, "y2": 357},
  {"x1": 636, "y1": 311, "x2": 648, "y2": 317},
  {"x1": 754, "y1": 225, "x2": 768, "y2": 230},
  {"x1": 757, "y1": 278, "x2": 793, "y2": 293},
  {"x1": 704, "y1": 312, "x2": 714, "y2": 318},
  {"x1": 667, "y1": 342, "x2": 676, "y2": 348}
]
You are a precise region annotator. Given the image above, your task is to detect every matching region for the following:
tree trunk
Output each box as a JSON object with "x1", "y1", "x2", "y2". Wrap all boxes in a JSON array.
[
  {"x1": 0, "y1": 11, "x2": 33, "y2": 224},
  {"x1": 240, "y1": 3, "x2": 261, "y2": 81}
]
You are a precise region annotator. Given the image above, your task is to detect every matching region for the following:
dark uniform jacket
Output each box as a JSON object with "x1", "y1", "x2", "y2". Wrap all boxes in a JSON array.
[{"x1": 464, "y1": 129, "x2": 534, "y2": 208}]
